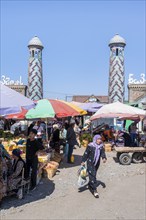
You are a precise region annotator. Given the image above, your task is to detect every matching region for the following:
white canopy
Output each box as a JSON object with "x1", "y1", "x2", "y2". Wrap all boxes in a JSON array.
[{"x1": 90, "y1": 101, "x2": 146, "y2": 121}]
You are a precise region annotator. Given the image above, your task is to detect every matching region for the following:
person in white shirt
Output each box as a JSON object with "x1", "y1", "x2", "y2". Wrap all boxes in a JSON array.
[{"x1": 33, "y1": 121, "x2": 44, "y2": 143}]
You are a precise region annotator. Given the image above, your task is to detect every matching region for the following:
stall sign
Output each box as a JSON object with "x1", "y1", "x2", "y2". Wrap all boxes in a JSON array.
[
  {"x1": 128, "y1": 73, "x2": 146, "y2": 84},
  {"x1": 0, "y1": 75, "x2": 24, "y2": 85}
]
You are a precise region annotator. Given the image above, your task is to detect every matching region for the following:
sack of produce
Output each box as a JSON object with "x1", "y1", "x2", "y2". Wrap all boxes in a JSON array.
[
  {"x1": 49, "y1": 161, "x2": 59, "y2": 169},
  {"x1": 43, "y1": 163, "x2": 57, "y2": 179},
  {"x1": 46, "y1": 168, "x2": 57, "y2": 179}
]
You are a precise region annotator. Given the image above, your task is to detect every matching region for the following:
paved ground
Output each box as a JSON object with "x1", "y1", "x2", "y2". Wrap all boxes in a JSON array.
[{"x1": 0, "y1": 147, "x2": 146, "y2": 220}]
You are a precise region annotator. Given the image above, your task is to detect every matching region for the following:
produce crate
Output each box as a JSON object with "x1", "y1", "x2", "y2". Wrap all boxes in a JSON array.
[{"x1": 104, "y1": 143, "x2": 112, "y2": 152}]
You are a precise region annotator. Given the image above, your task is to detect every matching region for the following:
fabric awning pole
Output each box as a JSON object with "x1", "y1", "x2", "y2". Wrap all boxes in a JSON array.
[{"x1": 46, "y1": 118, "x2": 48, "y2": 141}]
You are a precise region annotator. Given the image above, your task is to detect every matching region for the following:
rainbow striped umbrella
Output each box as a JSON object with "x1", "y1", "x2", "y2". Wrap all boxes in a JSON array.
[{"x1": 26, "y1": 99, "x2": 87, "y2": 119}]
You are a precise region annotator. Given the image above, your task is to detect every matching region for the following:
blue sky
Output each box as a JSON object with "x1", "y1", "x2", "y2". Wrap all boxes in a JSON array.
[{"x1": 1, "y1": 0, "x2": 145, "y2": 100}]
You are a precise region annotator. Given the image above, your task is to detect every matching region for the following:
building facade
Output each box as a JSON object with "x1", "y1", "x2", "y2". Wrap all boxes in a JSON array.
[
  {"x1": 72, "y1": 95, "x2": 108, "y2": 104},
  {"x1": 108, "y1": 34, "x2": 126, "y2": 103},
  {"x1": 128, "y1": 83, "x2": 146, "y2": 109},
  {"x1": 8, "y1": 85, "x2": 27, "y2": 96},
  {"x1": 28, "y1": 36, "x2": 44, "y2": 101}
]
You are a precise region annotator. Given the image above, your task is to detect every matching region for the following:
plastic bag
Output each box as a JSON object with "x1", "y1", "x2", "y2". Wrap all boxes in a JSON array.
[
  {"x1": 77, "y1": 165, "x2": 88, "y2": 188},
  {"x1": 71, "y1": 155, "x2": 74, "y2": 163},
  {"x1": 78, "y1": 176, "x2": 88, "y2": 188}
]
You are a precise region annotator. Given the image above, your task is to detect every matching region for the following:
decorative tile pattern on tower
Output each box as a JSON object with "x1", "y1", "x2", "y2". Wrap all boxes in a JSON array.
[
  {"x1": 108, "y1": 34, "x2": 126, "y2": 103},
  {"x1": 28, "y1": 36, "x2": 44, "y2": 101}
]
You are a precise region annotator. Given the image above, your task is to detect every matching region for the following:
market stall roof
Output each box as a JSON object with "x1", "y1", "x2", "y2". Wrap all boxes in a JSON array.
[
  {"x1": 0, "y1": 83, "x2": 35, "y2": 116},
  {"x1": 90, "y1": 101, "x2": 146, "y2": 121},
  {"x1": 6, "y1": 107, "x2": 28, "y2": 119},
  {"x1": 26, "y1": 99, "x2": 87, "y2": 119},
  {"x1": 71, "y1": 101, "x2": 103, "y2": 112}
]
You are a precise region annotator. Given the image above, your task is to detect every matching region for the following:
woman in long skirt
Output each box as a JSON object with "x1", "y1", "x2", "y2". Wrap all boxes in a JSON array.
[{"x1": 81, "y1": 135, "x2": 107, "y2": 198}]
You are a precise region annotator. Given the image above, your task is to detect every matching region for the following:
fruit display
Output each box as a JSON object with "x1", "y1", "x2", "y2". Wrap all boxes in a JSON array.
[
  {"x1": 38, "y1": 155, "x2": 48, "y2": 163},
  {"x1": 0, "y1": 130, "x2": 14, "y2": 140},
  {"x1": 80, "y1": 133, "x2": 92, "y2": 147},
  {"x1": 38, "y1": 152, "x2": 50, "y2": 163}
]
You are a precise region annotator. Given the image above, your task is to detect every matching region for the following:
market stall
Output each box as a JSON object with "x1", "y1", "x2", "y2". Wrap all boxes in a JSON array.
[
  {"x1": 0, "y1": 83, "x2": 35, "y2": 116},
  {"x1": 90, "y1": 101, "x2": 146, "y2": 152}
]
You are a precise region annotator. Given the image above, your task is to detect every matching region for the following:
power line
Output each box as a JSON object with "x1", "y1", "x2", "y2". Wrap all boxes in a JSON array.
[{"x1": 44, "y1": 90, "x2": 74, "y2": 96}]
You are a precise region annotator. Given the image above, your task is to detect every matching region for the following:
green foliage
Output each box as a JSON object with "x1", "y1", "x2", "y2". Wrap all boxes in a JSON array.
[
  {"x1": 0, "y1": 130, "x2": 14, "y2": 140},
  {"x1": 80, "y1": 133, "x2": 92, "y2": 144}
]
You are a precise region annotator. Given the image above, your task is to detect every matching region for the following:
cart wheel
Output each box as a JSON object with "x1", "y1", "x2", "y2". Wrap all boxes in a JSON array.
[
  {"x1": 132, "y1": 152, "x2": 143, "y2": 164},
  {"x1": 116, "y1": 152, "x2": 121, "y2": 160},
  {"x1": 119, "y1": 153, "x2": 132, "y2": 165},
  {"x1": 142, "y1": 152, "x2": 146, "y2": 162}
]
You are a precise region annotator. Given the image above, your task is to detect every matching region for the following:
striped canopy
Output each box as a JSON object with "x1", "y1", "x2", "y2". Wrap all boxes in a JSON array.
[{"x1": 26, "y1": 99, "x2": 87, "y2": 119}]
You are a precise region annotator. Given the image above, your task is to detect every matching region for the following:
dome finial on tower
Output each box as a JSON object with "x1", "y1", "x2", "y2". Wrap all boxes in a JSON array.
[
  {"x1": 109, "y1": 34, "x2": 126, "y2": 47},
  {"x1": 28, "y1": 36, "x2": 44, "y2": 48}
]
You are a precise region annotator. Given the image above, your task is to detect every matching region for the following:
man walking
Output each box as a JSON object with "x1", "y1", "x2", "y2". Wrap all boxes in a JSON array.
[
  {"x1": 66, "y1": 119, "x2": 77, "y2": 163},
  {"x1": 25, "y1": 129, "x2": 44, "y2": 191}
]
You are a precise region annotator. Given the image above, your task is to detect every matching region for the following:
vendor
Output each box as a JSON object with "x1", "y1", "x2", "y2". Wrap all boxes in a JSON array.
[
  {"x1": 0, "y1": 139, "x2": 11, "y2": 160},
  {"x1": 0, "y1": 147, "x2": 8, "y2": 204},
  {"x1": 128, "y1": 122, "x2": 138, "y2": 146},
  {"x1": 118, "y1": 130, "x2": 132, "y2": 147},
  {"x1": 82, "y1": 119, "x2": 91, "y2": 132},
  {"x1": 103, "y1": 125, "x2": 114, "y2": 141},
  {"x1": 0, "y1": 139, "x2": 12, "y2": 177},
  {"x1": 25, "y1": 129, "x2": 44, "y2": 191},
  {"x1": 7, "y1": 149, "x2": 25, "y2": 199}
]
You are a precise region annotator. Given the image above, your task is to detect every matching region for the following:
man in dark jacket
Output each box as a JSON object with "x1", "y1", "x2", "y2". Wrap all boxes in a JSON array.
[
  {"x1": 66, "y1": 119, "x2": 77, "y2": 163},
  {"x1": 25, "y1": 129, "x2": 44, "y2": 191}
]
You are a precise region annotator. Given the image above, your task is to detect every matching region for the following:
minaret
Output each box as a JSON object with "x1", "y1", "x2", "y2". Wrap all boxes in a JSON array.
[
  {"x1": 28, "y1": 36, "x2": 44, "y2": 100},
  {"x1": 108, "y1": 34, "x2": 126, "y2": 103}
]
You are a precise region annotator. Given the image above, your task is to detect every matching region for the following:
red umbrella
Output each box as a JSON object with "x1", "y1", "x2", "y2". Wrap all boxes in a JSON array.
[{"x1": 6, "y1": 107, "x2": 28, "y2": 119}]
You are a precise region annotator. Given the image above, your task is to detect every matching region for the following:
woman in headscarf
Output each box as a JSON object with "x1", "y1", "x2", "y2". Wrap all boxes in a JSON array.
[
  {"x1": 0, "y1": 139, "x2": 12, "y2": 203},
  {"x1": 7, "y1": 149, "x2": 25, "y2": 198},
  {"x1": 81, "y1": 135, "x2": 107, "y2": 198},
  {"x1": 51, "y1": 124, "x2": 60, "y2": 153}
]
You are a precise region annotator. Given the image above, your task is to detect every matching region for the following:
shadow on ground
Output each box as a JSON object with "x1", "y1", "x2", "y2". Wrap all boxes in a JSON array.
[
  {"x1": 59, "y1": 154, "x2": 82, "y2": 169},
  {"x1": 1, "y1": 178, "x2": 55, "y2": 210},
  {"x1": 78, "y1": 180, "x2": 106, "y2": 193},
  {"x1": 113, "y1": 156, "x2": 119, "y2": 163}
]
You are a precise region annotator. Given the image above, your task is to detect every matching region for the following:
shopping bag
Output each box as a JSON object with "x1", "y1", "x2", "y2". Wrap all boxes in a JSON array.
[
  {"x1": 77, "y1": 165, "x2": 88, "y2": 188},
  {"x1": 77, "y1": 165, "x2": 87, "y2": 177}
]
